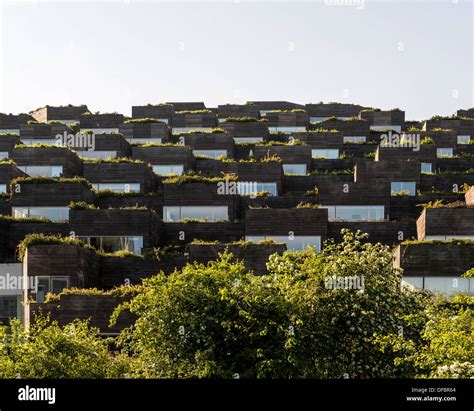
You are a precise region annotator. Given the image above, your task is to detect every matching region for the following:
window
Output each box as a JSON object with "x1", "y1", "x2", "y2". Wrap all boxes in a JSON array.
[
  {"x1": 283, "y1": 164, "x2": 307, "y2": 175},
  {"x1": 391, "y1": 182, "x2": 416, "y2": 196},
  {"x1": 20, "y1": 139, "x2": 57, "y2": 145},
  {"x1": 0, "y1": 296, "x2": 19, "y2": 322},
  {"x1": 457, "y1": 135, "x2": 471, "y2": 145},
  {"x1": 425, "y1": 235, "x2": 474, "y2": 241},
  {"x1": 126, "y1": 138, "x2": 162, "y2": 144},
  {"x1": 310, "y1": 117, "x2": 327, "y2": 123},
  {"x1": 370, "y1": 125, "x2": 402, "y2": 132},
  {"x1": 91, "y1": 183, "x2": 140, "y2": 193},
  {"x1": 0, "y1": 152, "x2": 9, "y2": 159},
  {"x1": 246, "y1": 235, "x2": 321, "y2": 252},
  {"x1": 79, "y1": 236, "x2": 144, "y2": 254},
  {"x1": 402, "y1": 277, "x2": 423, "y2": 290},
  {"x1": 421, "y1": 163, "x2": 432, "y2": 173},
  {"x1": 193, "y1": 150, "x2": 227, "y2": 159},
  {"x1": 35, "y1": 276, "x2": 69, "y2": 303},
  {"x1": 268, "y1": 126, "x2": 307, "y2": 134},
  {"x1": 0, "y1": 128, "x2": 19, "y2": 135},
  {"x1": 233, "y1": 137, "x2": 264, "y2": 143},
  {"x1": 320, "y1": 205, "x2": 384, "y2": 222},
  {"x1": 77, "y1": 150, "x2": 118, "y2": 159},
  {"x1": 437, "y1": 148, "x2": 453, "y2": 158},
  {"x1": 152, "y1": 164, "x2": 184, "y2": 176},
  {"x1": 86, "y1": 128, "x2": 119, "y2": 134},
  {"x1": 311, "y1": 149, "x2": 339, "y2": 159},
  {"x1": 18, "y1": 165, "x2": 63, "y2": 177},
  {"x1": 343, "y1": 136, "x2": 366, "y2": 143},
  {"x1": 236, "y1": 182, "x2": 278, "y2": 196},
  {"x1": 12, "y1": 207, "x2": 69, "y2": 222},
  {"x1": 163, "y1": 206, "x2": 229, "y2": 222},
  {"x1": 0, "y1": 185, "x2": 6, "y2": 194},
  {"x1": 424, "y1": 277, "x2": 471, "y2": 296}
]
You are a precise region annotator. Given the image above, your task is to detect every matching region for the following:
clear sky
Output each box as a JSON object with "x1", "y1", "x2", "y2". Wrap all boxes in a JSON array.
[{"x1": 0, "y1": 0, "x2": 472, "y2": 120}]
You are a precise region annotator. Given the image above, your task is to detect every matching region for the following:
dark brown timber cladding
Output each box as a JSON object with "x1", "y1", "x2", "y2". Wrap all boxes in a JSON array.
[
  {"x1": 12, "y1": 146, "x2": 83, "y2": 177},
  {"x1": 131, "y1": 145, "x2": 195, "y2": 169},
  {"x1": 83, "y1": 162, "x2": 157, "y2": 193},
  {"x1": 187, "y1": 243, "x2": 287, "y2": 274},
  {"x1": 164, "y1": 222, "x2": 245, "y2": 244},
  {"x1": 11, "y1": 182, "x2": 95, "y2": 206},
  {"x1": 163, "y1": 182, "x2": 240, "y2": 220},
  {"x1": 220, "y1": 120, "x2": 270, "y2": 138},
  {"x1": 394, "y1": 242, "x2": 474, "y2": 277},
  {"x1": 119, "y1": 122, "x2": 171, "y2": 140},
  {"x1": 30, "y1": 294, "x2": 135, "y2": 334},
  {"x1": 417, "y1": 207, "x2": 474, "y2": 239},
  {"x1": 245, "y1": 208, "x2": 328, "y2": 238},
  {"x1": 25, "y1": 244, "x2": 99, "y2": 288},
  {"x1": 69, "y1": 209, "x2": 162, "y2": 248}
]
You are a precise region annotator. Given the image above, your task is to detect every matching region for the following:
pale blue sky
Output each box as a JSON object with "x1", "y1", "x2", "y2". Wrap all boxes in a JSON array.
[{"x1": 0, "y1": 0, "x2": 472, "y2": 120}]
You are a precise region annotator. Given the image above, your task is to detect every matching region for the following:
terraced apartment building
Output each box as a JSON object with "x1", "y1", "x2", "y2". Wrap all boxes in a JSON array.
[{"x1": 0, "y1": 102, "x2": 474, "y2": 332}]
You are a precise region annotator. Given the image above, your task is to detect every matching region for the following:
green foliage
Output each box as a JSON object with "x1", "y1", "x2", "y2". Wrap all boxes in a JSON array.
[
  {"x1": 420, "y1": 137, "x2": 435, "y2": 145},
  {"x1": 163, "y1": 172, "x2": 238, "y2": 184},
  {"x1": 10, "y1": 176, "x2": 92, "y2": 189},
  {"x1": 295, "y1": 202, "x2": 320, "y2": 209},
  {"x1": 17, "y1": 234, "x2": 94, "y2": 261},
  {"x1": 112, "y1": 230, "x2": 432, "y2": 378},
  {"x1": 175, "y1": 110, "x2": 213, "y2": 115},
  {"x1": 123, "y1": 118, "x2": 165, "y2": 124},
  {"x1": 0, "y1": 319, "x2": 131, "y2": 378},
  {"x1": 176, "y1": 128, "x2": 226, "y2": 135},
  {"x1": 68, "y1": 201, "x2": 97, "y2": 210}
]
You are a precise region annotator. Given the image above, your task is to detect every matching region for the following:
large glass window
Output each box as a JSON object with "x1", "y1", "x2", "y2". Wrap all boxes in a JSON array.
[
  {"x1": 246, "y1": 235, "x2": 321, "y2": 252},
  {"x1": 391, "y1": 182, "x2": 416, "y2": 196},
  {"x1": 283, "y1": 164, "x2": 307, "y2": 175},
  {"x1": 437, "y1": 148, "x2": 454, "y2": 158},
  {"x1": 126, "y1": 137, "x2": 163, "y2": 144},
  {"x1": 163, "y1": 206, "x2": 229, "y2": 222},
  {"x1": 86, "y1": 128, "x2": 119, "y2": 134},
  {"x1": 0, "y1": 184, "x2": 7, "y2": 194},
  {"x1": 457, "y1": 135, "x2": 471, "y2": 145},
  {"x1": 0, "y1": 152, "x2": 9, "y2": 159},
  {"x1": 343, "y1": 136, "x2": 366, "y2": 143},
  {"x1": 311, "y1": 149, "x2": 339, "y2": 159},
  {"x1": 35, "y1": 276, "x2": 69, "y2": 303},
  {"x1": 12, "y1": 206, "x2": 69, "y2": 222},
  {"x1": 192, "y1": 150, "x2": 227, "y2": 159},
  {"x1": 236, "y1": 182, "x2": 278, "y2": 196},
  {"x1": 370, "y1": 125, "x2": 402, "y2": 132},
  {"x1": 321, "y1": 205, "x2": 385, "y2": 222},
  {"x1": 18, "y1": 165, "x2": 63, "y2": 177},
  {"x1": 0, "y1": 296, "x2": 19, "y2": 322},
  {"x1": 268, "y1": 126, "x2": 307, "y2": 134},
  {"x1": 152, "y1": 164, "x2": 184, "y2": 176},
  {"x1": 421, "y1": 163, "x2": 432, "y2": 173},
  {"x1": 91, "y1": 183, "x2": 140, "y2": 193},
  {"x1": 77, "y1": 150, "x2": 118, "y2": 159},
  {"x1": 425, "y1": 235, "x2": 474, "y2": 241},
  {"x1": 79, "y1": 236, "x2": 144, "y2": 254},
  {"x1": 424, "y1": 277, "x2": 471, "y2": 296}
]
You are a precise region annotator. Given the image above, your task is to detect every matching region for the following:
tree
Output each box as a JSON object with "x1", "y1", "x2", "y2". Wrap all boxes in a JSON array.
[
  {"x1": 114, "y1": 230, "x2": 430, "y2": 378},
  {"x1": 0, "y1": 318, "x2": 130, "y2": 378}
]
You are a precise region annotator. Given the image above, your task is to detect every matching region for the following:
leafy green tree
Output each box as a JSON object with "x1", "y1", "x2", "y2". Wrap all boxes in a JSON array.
[
  {"x1": 114, "y1": 230, "x2": 429, "y2": 378},
  {"x1": 0, "y1": 318, "x2": 130, "y2": 378}
]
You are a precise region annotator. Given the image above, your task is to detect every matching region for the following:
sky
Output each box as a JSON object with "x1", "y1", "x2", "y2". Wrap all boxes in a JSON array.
[{"x1": 0, "y1": 0, "x2": 472, "y2": 121}]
